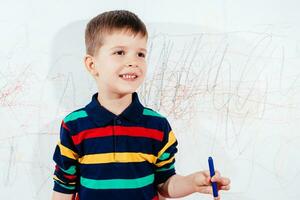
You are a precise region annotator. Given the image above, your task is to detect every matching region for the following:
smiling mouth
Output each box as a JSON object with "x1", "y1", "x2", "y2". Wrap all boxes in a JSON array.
[{"x1": 119, "y1": 74, "x2": 138, "y2": 80}]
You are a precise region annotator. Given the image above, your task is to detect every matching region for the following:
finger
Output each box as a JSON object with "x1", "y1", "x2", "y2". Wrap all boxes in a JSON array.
[
  {"x1": 195, "y1": 186, "x2": 212, "y2": 194},
  {"x1": 211, "y1": 171, "x2": 224, "y2": 183},
  {"x1": 202, "y1": 170, "x2": 211, "y2": 177},
  {"x1": 198, "y1": 171, "x2": 214, "y2": 185},
  {"x1": 220, "y1": 177, "x2": 230, "y2": 186},
  {"x1": 219, "y1": 185, "x2": 231, "y2": 191},
  {"x1": 214, "y1": 170, "x2": 221, "y2": 177},
  {"x1": 212, "y1": 176, "x2": 230, "y2": 186},
  {"x1": 210, "y1": 171, "x2": 221, "y2": 181},
  {"x1": 214, "y1": 196, "x2": 221, "y2": 200}
]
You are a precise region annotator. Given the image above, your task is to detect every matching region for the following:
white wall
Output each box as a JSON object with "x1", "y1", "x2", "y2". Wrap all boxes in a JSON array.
[{"x1": 0, "y1": 0, "x2": 300, "y2": 199}]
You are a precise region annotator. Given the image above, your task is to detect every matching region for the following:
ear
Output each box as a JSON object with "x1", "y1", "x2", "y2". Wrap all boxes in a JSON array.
[{"x1": 84, "y1": 55, "x2": 99, "y2": 76}]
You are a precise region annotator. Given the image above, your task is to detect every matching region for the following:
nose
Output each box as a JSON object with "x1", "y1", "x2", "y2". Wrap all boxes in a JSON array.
[
  {"x1": 125, "y1": 53, "x2": 142, "y2": 67},
  {"x1": 126, "y1": 59, "x2": 139, "y2": 68},
  {"x1": 127, "y1": 63, "x2": 137, "y2": 67}
]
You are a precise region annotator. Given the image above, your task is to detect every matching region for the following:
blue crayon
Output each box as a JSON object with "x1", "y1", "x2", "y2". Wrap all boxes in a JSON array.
[{"x1": 208, "y1": 157, "x2": 218, "y2": 198}]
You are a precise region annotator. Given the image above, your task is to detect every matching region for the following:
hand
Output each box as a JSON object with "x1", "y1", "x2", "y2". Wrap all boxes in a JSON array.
[{"x1": 192, "y1": 170, "x2": 230, "y2": 200}]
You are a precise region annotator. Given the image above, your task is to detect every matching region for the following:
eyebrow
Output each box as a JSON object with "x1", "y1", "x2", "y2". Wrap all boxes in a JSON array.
[{"x1": 110, "y1": 46, "x2": 147, "y2": 53}]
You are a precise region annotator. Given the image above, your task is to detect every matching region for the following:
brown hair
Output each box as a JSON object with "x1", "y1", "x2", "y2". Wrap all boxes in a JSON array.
[{"x1": 85, "y1": 10, "x2": 148, "y2": 56}]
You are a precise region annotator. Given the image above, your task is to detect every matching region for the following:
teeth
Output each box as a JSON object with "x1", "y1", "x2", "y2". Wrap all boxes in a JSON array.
[{"x1": 121, "y1": 74, "x2": 137, "y2": 79}]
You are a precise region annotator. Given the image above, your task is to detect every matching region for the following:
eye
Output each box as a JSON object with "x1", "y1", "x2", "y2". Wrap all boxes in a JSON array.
[
  {"x1": 138, "y1": 52, "x2": 146, "y2": 58},
  {"x1": 114, "y1": 50, "x2": 125, "y2": 55}
]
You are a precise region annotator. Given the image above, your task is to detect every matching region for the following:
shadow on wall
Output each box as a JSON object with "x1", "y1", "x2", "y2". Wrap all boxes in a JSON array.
[
  {"x1": 33, "y1": 20, "x2": 95, "y2": 199},
  {"x1": 48, "y1": 19, "x2": 96, "y2": 111}
]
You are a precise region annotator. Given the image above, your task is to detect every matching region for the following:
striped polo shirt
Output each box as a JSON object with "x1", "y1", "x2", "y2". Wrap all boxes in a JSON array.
[{"x1": 52, "y1": 92, "x2": 178, "y2": 200}]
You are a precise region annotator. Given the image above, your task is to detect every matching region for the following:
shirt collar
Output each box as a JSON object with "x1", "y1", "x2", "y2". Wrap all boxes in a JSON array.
[{"x1": 85, "y1": 92, "x2": 144, "y2": 126}]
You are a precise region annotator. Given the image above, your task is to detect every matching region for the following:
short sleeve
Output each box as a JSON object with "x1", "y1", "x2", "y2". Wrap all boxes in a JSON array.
[
  {"x1": 52, "y1": 120, "x2": 79, "y2": 194},
  {"x1": 154, "y1": 119, "x2": 178, "y2": 185}
]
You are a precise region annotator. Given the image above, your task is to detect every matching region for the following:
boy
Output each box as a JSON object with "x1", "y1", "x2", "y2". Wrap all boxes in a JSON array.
[{"x1": 52, "y1": 10, "x2": 230, "y2": 200}]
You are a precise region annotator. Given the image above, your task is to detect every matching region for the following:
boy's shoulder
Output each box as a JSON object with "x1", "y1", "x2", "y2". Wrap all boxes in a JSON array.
[
  {"x1": 60, "y1": 107, "x2": 90, "y2": 135},
  {"x1": 62, "y1": 107, "x2": 87, "y2": 124},
  {"x1": 142, "y1": 106, "x2": 172, "y2": 127},
  {"x1": 142, "y1": 107, "x2": 173, "y2": 140},
  {"x1": 142, "y1": 107, "x2": 165, "y2": 119}
]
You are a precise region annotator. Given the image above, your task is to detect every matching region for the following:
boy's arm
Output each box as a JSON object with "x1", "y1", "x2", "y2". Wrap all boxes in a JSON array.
[
  {"x1": 52, "y1": 119, "x2": 79, "y2": 195},
  {"x1": 157, "y1": 174, "x2": 195, "y2": 198},
  {"x1": 157, "y1": 171, "x2": 230, "y2": 199},
  {"x1": 51, "y1": 191, "x2": 74, "y2": 200}
]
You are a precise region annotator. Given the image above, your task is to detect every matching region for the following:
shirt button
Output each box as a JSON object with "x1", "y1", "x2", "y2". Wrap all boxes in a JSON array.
[{"x1": 116, "y1": 119, "x2": 122, "y2": 125}]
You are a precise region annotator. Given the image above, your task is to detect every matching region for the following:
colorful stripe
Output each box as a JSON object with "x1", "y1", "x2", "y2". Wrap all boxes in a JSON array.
[
  {"x1": 58, "y1": 165, "x2": 76, "y2": 175},
  {"x1": 143, "y1": 109, "x2": 164, "y2": 118},
  {"x1": 158, "y1": 152, "x2": 170, "y2": 161},
  {"x1": 152, "y1": 195, "x2": 159, "y2": 200},
  {"x1": 78, "y1": 152, "x2": 156, "y2": 164},
  {"x1": 54, "y1": 180, "x2": 76, "y2": 190},
  {"x1": 62, "y1": 121, "x2": 70, "y2": 131},
  {"x1": 58, "y1": 142, "x2": 79, "y2": 160},
  {"x1": 53, "y1": 175, "x2": 76, "y2": 185},
  {"x1": 157, "y1": 130, "x2": 176, "y2": 159},
  {"x1": 72, "y1": 126, "x2": 164, "y2": 145},
  {"x1": 156, "y1": 164, "x2": 175, "y2": 172},
  {"x1": 64, "y1": 110, "x2": 88, "y2": 123},
  {"x1": 156, "y1": 156, "x2": 175, "y2": 168},
  {"x1": 80, "y1": 174, "x2": 154, "y2": 189},
  {"x1": 55, "y1": 165, "x2": 77, "y2": 180},
  {"x1": 63, "y1": 174, "x2": 77, "y2": 180}
]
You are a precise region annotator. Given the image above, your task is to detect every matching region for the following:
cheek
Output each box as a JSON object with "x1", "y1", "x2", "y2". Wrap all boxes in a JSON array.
[
  {"x1": 96, "y1": 61, "x2": 116, "y2": 74},
  {"x1": 143, "y1": 66, "x2": 148, "y2": 76},
  {"x1": 140, "y1": 61, "x2": 147, "y2": 72}
]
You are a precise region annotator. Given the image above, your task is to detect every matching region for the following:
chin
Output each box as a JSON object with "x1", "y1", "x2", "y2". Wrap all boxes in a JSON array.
[
  {"x1": 115, "y1": 88, "x2": 137, "y2": 96},
  {"x1": 112, "y1": 82, "x2": 142, "y2": 95}
]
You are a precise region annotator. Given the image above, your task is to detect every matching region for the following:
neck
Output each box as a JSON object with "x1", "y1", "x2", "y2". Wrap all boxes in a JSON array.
[{"x1": 97, "y1": 91, "x2": 133, "y2": 115}]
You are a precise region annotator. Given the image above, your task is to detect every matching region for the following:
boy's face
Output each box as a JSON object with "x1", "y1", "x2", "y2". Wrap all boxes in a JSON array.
[{"x1": 87, "y1": 30, "x2": 147, "y2": 96}]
